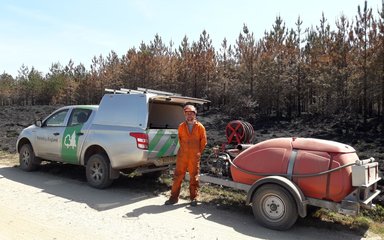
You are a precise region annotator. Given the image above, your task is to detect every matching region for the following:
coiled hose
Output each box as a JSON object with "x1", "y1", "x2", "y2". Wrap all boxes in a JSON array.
[{"x1": 225, "y1": 120, "x2": 254, "y2": 144}]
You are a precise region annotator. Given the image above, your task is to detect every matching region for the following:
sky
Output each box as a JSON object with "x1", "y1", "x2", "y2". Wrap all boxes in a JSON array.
[{"x1": 0, "y1": 0, "x2": 383, "y2": 78}]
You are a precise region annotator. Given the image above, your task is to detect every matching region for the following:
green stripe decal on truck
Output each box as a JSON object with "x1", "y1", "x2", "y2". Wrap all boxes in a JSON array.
[
  {"x1": 148, "y1": 129, "x2": 179, "y2": 158},
  {"x1": 148, "y1": 129, "x2": 165, "y2": 153},
  {"x1": 156, "y1": 134, "x2": 178, "y2": 157}
]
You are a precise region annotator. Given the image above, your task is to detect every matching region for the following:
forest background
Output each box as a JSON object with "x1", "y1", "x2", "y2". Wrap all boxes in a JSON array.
[
  {"x1": 1, "y1": 2, "x2": 384, "y2": 232},
  {"x1": 0, "y1": 2, "x2": 384, "y2": 125}
]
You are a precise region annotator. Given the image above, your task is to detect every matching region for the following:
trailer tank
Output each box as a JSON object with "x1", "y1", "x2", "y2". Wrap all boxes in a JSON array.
[{"x1": 230, "y1": 137, "x2": 358, "y2": 202}]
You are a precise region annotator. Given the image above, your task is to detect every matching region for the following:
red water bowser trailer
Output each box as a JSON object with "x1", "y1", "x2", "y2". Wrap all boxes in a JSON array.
[{"x1": 198, "y1": 121, "x2": 381, "y2": 230}]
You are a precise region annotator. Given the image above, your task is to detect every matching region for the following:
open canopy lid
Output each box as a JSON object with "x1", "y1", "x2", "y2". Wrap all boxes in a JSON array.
[
  {"x1": 150, "y1": 95, "x2": 210, "y2": 105},
  {"x1": 105, "y1": 87, "x2": 210, "y2": 105}
]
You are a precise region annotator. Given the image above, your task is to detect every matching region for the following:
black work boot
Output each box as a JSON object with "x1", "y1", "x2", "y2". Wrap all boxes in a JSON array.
[
  {"x1": 164, "y1": 198, "x2": 178, "y2": 205},
  {"x1": 190, "y1": 199, "x2": 198, "y2": 207}
]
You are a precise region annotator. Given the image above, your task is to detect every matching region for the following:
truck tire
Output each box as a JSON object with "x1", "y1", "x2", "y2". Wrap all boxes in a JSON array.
[
  {"x1": 19, "y1": 144, "x2": 39, "y2": 171},
  {"x1": 252, "y1": 184, "x2": 298, "y2": 230},
  {"x1": 86, "y1": 153, "x2": 113, "y2": 189}
]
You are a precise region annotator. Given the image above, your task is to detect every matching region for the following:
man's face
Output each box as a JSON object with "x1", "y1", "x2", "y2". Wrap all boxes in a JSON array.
[{"x1": 184, "y1": 110, "x2": 196, "y2": 122}]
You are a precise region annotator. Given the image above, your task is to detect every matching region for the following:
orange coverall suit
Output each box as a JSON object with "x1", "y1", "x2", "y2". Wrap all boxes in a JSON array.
[{"x1": 170, "y1": 121, "x2": 207, "y2": 201}]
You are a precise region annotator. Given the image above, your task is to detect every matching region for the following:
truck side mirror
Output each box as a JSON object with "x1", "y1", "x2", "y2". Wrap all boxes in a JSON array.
[{"x1": 35, "y1": 120, "x2": 42, "y2": 127}]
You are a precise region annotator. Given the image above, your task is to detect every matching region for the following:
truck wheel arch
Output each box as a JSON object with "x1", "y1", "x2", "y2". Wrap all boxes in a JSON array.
[
  {"x1": 83, "y1": 145, "x2": 108, "y2": 165},
  {"x1": 246, "y1": 176, "x2": 308, "y2": 218},
  {"x1": 83, "y1": 145, "x2": 120, "y2": 180},
  {"x1": 17, "y1": 137, "x2": 41, "y2": 164},
  {"x1": 17, "y1": 137, "x2": 32, "y2": 153}
]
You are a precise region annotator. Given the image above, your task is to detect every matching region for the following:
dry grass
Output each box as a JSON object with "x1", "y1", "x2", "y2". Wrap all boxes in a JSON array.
[{"x1": 0, "y1": 151, "x2": 18, "y2": 167}]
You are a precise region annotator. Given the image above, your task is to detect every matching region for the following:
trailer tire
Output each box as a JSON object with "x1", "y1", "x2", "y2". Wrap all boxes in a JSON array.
[
  {"x1": 252, "y1": 184, "x2": 298, "y2": 230},
  {"x1": 86, "y1": 153, "x2": 113, "y2": 189}
]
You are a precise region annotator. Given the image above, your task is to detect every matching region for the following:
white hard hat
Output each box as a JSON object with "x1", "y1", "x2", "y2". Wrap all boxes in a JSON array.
[{"x1": 184, "y1": 105, "x2": 197, "y2": 113}]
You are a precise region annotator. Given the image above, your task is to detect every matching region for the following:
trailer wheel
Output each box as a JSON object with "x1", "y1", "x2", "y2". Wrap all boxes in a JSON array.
[
  {"x1": 86, "y1": 153, "x2": 113, "y2": 189},
  {"x1": 19, "y1": 144, "x2": 39, "y2": 171},
  {"x1": 252, "y1": 184, "x2": 298, "y2": 230}
]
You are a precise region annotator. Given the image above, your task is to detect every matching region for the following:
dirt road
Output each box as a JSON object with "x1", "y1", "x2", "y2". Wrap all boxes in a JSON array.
[{"x1": 0, "y1": 165, "x2": 380, "y2": 240}]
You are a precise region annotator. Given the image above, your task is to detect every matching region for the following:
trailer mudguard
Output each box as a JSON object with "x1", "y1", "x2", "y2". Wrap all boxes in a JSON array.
[{"x1": 246, "y1": 176, "x2": 308, "y2": 218}]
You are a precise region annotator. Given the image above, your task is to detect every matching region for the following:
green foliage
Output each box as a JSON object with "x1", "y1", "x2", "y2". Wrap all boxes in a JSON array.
[
  {"x1": 363, "y1": 204, "x2": 384, "y2": 223},
  {"x1": 309, "y1": 208, "x2": 384, "y2": 237}
]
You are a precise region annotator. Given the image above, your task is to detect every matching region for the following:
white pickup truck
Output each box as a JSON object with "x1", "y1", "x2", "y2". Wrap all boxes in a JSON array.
[{"x1": 16, "y1": 88, "x2": 210, "y2": 188}]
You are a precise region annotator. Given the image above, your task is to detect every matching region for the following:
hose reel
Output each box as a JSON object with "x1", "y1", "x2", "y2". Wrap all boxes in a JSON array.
[{"x1": 225, "y1": 120, "x2": 254, "y2": 144}]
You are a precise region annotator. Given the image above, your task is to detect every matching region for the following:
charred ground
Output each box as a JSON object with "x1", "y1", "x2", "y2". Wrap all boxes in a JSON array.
[{"x1": 1, "y1": 105, "x2": 383, "y2": 205}]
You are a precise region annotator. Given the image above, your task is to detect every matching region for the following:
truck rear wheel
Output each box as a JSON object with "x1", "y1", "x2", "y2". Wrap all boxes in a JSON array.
[
  {"x1": 86, "y1": 153, "x2": 113, "y2": 189},
  {"x1": 19, "y1": 144, "x2": 39, "y2": 171},
  {"x1": 252, "y1": 184, "x2": 298, "y2": 230}
]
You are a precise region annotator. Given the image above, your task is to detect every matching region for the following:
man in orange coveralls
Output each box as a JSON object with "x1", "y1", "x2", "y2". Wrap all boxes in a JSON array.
[{"x1": 165, "y1": 104, "x2": 207, "y2": 206}]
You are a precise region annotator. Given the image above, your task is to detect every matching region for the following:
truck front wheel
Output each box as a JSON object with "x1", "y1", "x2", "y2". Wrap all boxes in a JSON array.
[
  {"x1": 252, "y1": 184, "x2": 298, "y2": 230},
  {"x1": 19, "y1": 144, "x2": 40, "y2": 171},
  {"x1": 86, "y1": 153, "x2": 113, "y2": 189}
]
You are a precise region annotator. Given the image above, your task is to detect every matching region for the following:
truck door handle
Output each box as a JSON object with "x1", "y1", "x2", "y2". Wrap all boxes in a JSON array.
[
  {"x1": 76, "y1": 132, "x2": 84, "y2": 136},
  {"x1": 53, "y1": 132, "x2": 60, "y2": 136}
]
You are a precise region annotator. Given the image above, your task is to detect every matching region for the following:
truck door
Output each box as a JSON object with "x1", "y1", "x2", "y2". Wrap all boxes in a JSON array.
[
  {"x1": 60, "y1": 108, "x2": 92, "y2": 164},
  {"x1": 35, "y1": 109, "x2": 69, "y2": 161}
]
